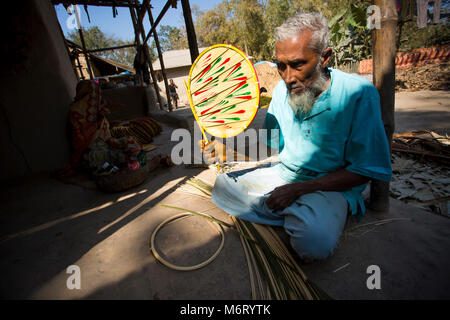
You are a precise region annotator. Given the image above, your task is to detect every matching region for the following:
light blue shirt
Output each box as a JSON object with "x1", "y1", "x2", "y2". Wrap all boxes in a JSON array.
[{"x1": 263, "y1": 68, "x2": 392, "y2": 217}]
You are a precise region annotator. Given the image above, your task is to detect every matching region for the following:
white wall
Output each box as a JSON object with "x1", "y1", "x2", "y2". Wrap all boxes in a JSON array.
[{"x1": 156, "y1": 66, "x2": 191, "y2": 108}]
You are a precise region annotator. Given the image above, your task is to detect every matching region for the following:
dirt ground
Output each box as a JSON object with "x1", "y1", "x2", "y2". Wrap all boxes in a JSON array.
[
  {"x1": 395, "y1": 90, "x2": 450, "y2": 135},
  {"x1": 0, "y1": 89, "x2": 449, "y2": 300}
]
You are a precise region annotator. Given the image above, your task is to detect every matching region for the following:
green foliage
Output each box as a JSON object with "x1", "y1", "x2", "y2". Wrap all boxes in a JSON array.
[
  {"x1": 67, "y1": 1, "x2": 449, "y2": 70},
  {"x1": 194, "y1": 0, "x2": 373, "y2": 61},
  {"x1": 327, "y1": 1, "x2": 372, "y2": 67},
  {"x1": 195, "y1": 1, "x2": 239, "y2": 49},
  {"x1": 262, "y1": 0, "x2": 304, "y2": 58},
  {"x1": 195, "y1": 0, "x2": 271, "y2": 60},
  {"x1": 68, "y1": 26, "x2": 111, "y2": 50},
  {"x1": 197, "y1": 0, "x2": 449, "y2": 65},
  {"x1": 397, "y1": 21, "x2": 450, "y2": 51},
  {"x1": 158, "y1": 25, "x2": 188, "y2": 51}
]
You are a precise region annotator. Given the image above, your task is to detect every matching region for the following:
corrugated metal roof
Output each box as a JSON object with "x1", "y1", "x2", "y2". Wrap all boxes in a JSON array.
[{"x1": 152, "y1": 48, "x2": 207, "y2": 70}]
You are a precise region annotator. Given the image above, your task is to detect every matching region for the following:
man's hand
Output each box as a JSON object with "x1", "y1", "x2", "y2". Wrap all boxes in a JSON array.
[
  {"x1": 265, "y1": 183, "x2": 306, "y2": 211},
  {"x1": 265, "y1": 169, "x2": 370, "y2": 211},
  {"x1": 198, "y1": 139, "x2": 251, "y2": 163},
  {"x1": 197, "y1": 139, "x2": 228, "y2": 163}
]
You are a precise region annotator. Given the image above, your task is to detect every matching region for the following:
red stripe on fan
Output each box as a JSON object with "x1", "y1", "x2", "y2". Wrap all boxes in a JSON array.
[
  {"x1": 201, "y1": 106, "x2": 214, "y2": 115},
  {"x1": 205, "y1": 120, "x2": 225, "y2": 124},
  {"x1": 203, "y1": 109, "x2": 221, "y2": 119},
  {"x1": 230, "y1": 76, "x2": 247, "y2": 81},
  {"x1": 201, "y1": 54, "x2": 212, "y2": 67},
  {"x1": 224, "y1": 62, "x2": 241, "y2": 79},
  {"x1": 219, "y1": 57, "x2": 230, "y2": 67},
  {"x1": 200, "y1": 100, "x2": 222, "y2": 115},
  {"x1": 197, "y1": 65, "x2": 211, "y2": 81},
  {"x1": 194, "y1": 87, "x2": 214, "y2": 96},
  {"x1": 228, "y1": 80, "x2": 247, "y2": 95}
]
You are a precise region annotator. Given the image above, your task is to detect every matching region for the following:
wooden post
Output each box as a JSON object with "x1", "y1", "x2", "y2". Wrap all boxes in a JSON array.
[
  {"x1": 146, "y1": 3, "x2": 173, "y2": 111},
  {"x1": 74, "y1": 5, "x2": 93, "y2": 79},
  {"x1": 129, "y1": 6, "x2": 164, "y2": 111},
  {"x1": 87, "y1": 43, "x2": 136, "y2": 53},
  {"x1": 143, "y1": 0, "x2": 173, "y2": 44},
  {"x1": 369, "y1": 0, "x2": 398, "y2": 212},
  {"x1": 181, "y1": 0, "x2": 199, "y2": 63},
  {"x1": 74, "y1": 50, "x2": 84, "y2": 80},
  {"x1": 130, "y1": 8, "x2": 143, "y2": 86}
]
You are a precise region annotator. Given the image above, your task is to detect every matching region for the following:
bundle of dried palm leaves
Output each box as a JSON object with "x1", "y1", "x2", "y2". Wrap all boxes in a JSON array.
[
  {"x1": 392, "y1": 130, "x2": 450, "y2": 166},
  {"x1": 390, "y1": 132, "x2": 450, "y2": 217},
  {"x1": 157, "y1": 177, "x2": 329, "y2": 300},
  {"x1": 395, "y1": 62, "x2": 450, "y2": 92}
]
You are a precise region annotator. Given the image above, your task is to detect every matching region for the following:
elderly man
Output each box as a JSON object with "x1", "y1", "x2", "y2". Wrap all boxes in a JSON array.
[{"x1": 208, "y1": 11, "x2": 392, "y2": 261}]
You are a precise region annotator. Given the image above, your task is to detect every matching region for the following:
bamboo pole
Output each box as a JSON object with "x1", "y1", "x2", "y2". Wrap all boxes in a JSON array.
[
  {"x1": 74, "y1": 5, "x2": 93, "y2": 79},
  {"x1": 143, "y1": 0, "x2": 172, "y2": 44},
  {"x1": 146, "y1": 2, "x2": 173, "y2": 111},
  {"x1": 129, "y1": 6, "x2": 164, "y2": 110},
  {"x1": 130, "y1": 7, "x2": 143, "y2": 86},
  {"x1": 137, "y1": 0, "x2": 150, "y2": 27},
  {"x1": 74, "y1": 51, "x2": 84, "y2": 80},
  {"x1": 181, "y1": 0, "x2": 199, "y2": 63},
  {"x1": 369, "y1": 0, "x2": 398, "y2": 212}
]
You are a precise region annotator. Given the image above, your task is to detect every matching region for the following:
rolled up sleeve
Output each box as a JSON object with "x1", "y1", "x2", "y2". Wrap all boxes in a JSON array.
[
  {"x1": 262, "y1": 82, "x2": 285, "y2": 152},
  {"x1": 344, "y1": 85, "x2": 392, "y2": 182}
]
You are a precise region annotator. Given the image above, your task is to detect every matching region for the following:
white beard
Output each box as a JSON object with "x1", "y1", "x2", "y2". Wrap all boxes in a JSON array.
[{"x1": 287, "y1": 64, "x2": 328, "y2": 116}]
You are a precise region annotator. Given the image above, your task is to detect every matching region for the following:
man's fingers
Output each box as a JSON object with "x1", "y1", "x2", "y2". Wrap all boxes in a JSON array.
[
  {"x1": 265, "y1": 195, "x2": 274, "y2": 209},
  {"x1": 197, "y1": 139, "x2": 207, "y2": 149},
  {"x1": 204, "y1": 155, "x2": 217, "y2": 164},
  {"x1": 197, "y1": 139, "x2": 230, "y2": 163},
  {"x1": 197, "y1": 140, "x2": 216, "y2": 152},
  {"x1": 265, "y1": 192, "x2": 289, "y2": 211}
]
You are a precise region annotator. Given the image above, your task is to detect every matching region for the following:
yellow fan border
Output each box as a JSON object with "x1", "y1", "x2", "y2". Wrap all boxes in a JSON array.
[{"x1": 185, "y1": 44, "x2": 260, "y2": 139}]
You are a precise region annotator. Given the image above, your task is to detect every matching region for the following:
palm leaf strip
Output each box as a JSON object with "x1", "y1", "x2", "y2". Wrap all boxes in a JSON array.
[{"x1": 163, "y1": 177, "x2": 327, "y2": 300}]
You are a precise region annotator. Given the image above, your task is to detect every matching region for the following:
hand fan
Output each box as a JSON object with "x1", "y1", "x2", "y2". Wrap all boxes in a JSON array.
[{"x1": 184, "y1": 44, "x2": 260, "y2": 142}]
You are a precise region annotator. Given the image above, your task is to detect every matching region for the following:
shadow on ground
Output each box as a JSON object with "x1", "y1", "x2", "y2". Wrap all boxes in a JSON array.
[{"x1": 0, "y1": 163, "x2": 204, "y2": 298}]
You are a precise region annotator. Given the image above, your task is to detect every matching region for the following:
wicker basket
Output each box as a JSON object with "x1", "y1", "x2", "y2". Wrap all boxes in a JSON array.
[{"x1": 95, "y1": 163, "x2": 149, "y2": 193}]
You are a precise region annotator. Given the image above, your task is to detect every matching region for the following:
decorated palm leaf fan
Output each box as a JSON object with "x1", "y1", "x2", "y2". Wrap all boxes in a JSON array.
[{"x1": 184, "y1": 44, "x2": 260, "y2": 141}]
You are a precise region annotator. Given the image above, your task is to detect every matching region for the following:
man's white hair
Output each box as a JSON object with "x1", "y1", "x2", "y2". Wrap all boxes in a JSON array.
[{"x1": 274, "y1": 11, "x2": 329, "y2": 54}]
